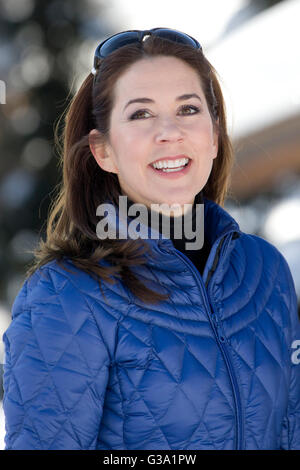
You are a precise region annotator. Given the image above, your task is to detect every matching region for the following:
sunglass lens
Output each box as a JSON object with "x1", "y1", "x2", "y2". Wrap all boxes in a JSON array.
[
  {"x1": 154, "y1": 29, "x2": 200, "y2": 48},
  {"x1": 98, "y1": 32, "x2": 140, "y2": 58}
]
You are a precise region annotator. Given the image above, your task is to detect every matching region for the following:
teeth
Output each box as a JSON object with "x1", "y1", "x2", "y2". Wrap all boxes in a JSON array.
[
  {"x1": 161, "y1": 166, "x2": 185, "y2": 172},
  {"x1": 152, "y1": 158, "x2": 189, "y2": 169}
]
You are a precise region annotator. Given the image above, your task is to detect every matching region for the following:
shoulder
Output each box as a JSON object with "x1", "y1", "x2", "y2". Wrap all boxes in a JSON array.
[
  {"x1": 236, "y1": 230, "x2": 281, "y2": 256},
  {"x1": 234, "y1": 231, "x2": 297, "y2": 312},
  {"x1": 12, "y1": 257, "x2": 125, "y2": 321},
  {"x1": 235, "y1": 231, "x2": 289, "y2": 271},
  {"x1": 4, "y1": 258, "x2": 124, "y2": 365},
  {"x1": 23, "y1": 257, "x2": 101, "y2": 300}
]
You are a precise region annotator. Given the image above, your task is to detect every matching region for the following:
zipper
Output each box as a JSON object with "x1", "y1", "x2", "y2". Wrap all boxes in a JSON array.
[
  {"x1": 207, "y1": 232, "x2": 244, "y2": 450},
  {"x1": 168, "y1": 230, "x2": 244, "y2": 449},
  {"x1": 205, "y1": 235, "x2": 227, "y2": 289}
]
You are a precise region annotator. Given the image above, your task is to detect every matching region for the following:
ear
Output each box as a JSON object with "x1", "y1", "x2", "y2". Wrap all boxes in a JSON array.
[{"x1": 89, "y1": 129, "x2": 118, "y2": 174}]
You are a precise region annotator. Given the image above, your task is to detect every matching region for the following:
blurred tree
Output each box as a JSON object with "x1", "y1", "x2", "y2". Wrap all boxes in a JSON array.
[{"x1": 0, "y1": 0, "x2": 112, "y2": 308}]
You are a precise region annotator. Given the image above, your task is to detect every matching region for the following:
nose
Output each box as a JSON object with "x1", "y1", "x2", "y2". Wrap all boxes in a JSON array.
[{"x1": 154, "y1": 116, "x2": 184, "y2": 144}]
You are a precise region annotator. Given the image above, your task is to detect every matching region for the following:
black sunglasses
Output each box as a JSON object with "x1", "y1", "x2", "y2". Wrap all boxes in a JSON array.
[{"x1": 91, "y1": 27, "x2": 202, "y2": 77}]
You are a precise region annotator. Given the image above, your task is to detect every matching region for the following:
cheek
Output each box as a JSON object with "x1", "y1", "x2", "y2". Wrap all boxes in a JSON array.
[
  {"x1": 115, "y1": 126, "x2": 147, "y2": 151},
  {"x1": 194, "y1": 119, "x2": 213, "y2": 136},
  {"x1": 191, "y1": 122, "x2": 216, "y2": 150},
  {"x1": 122, "y1": 130, "x2": 150, "y2": 164}
]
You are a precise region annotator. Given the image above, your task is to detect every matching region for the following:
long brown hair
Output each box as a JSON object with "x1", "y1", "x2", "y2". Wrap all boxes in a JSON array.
[{"x1": 25, "y1": 34, "x2": 234, "y2": 304}]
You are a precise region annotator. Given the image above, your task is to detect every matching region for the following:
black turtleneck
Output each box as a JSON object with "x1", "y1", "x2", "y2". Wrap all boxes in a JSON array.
[{"x1": 125, "y1": 191, "x2": 211, "y2": 276}]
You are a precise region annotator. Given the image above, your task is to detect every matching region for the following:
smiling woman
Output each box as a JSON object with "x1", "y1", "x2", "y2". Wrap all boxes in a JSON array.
[{"x1": 2, "y1": 28, "x2": 299, "y2": 451}]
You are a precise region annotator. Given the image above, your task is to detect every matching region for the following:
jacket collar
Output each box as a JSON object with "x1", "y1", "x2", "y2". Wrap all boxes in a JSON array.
[{"x1": 202, "y1": 197, "x2": 241, "y2": 246}]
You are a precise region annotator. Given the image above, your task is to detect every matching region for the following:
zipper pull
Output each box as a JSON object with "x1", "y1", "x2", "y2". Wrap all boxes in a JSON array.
[{"x1": 216, "y1": 324, "x2": 229, "y2": 344}]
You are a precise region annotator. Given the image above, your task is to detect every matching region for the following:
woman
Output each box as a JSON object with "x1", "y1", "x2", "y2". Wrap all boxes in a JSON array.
[{"x1": 2, "y1": 28, "x2": 300, "y2": 450}]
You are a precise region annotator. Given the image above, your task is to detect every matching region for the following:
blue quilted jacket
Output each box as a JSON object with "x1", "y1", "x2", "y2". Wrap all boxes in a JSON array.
[{"x1": 2, "y1": 197, "x2": 300, "y2": 450}]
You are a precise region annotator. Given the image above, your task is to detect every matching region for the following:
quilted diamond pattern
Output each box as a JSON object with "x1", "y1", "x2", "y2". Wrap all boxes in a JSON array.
[{"x1": 2, "y1": 198, "x2": 300, "y2": 449}]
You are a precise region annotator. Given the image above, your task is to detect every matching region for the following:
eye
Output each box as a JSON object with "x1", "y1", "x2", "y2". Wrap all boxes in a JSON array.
[
  {"x1": 179, "y1": 105, "x2": 200, "y2": 115},
  {"x1": 129, "y1": 109, "x2": 151, "y2": 120},
  {"x1": 128, "y1": 104, "x2": 201, "y2": 121}
]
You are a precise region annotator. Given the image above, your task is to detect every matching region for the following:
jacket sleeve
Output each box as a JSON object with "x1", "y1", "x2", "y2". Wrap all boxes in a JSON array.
[
  {"x1": 279, "y1": 256, "x2": 300, "y2": 450},
  {"x1": 2, "y1": 266, "x2": 112, "y2": 450}
]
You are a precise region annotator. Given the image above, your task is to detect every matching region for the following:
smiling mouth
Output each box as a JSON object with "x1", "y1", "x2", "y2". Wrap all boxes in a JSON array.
[
  {"x1": 149, "y1": 158, "x2": 192, "y2": 178},
  {"x1": 152, "y1": 159, "x2": 190, "y2": 172}
]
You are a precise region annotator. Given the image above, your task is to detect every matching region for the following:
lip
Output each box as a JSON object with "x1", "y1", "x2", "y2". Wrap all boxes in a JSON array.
[
  {"x1": 150, "y1": 154, "x2": 190, "y2": 165},
  {"x1": 148, "y1": 157, "x2": 192, "y2": 179}
]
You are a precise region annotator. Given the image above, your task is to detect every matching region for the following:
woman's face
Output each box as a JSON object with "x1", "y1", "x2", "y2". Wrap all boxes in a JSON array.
[{"x1": 90, "y1": 55, "x2": 218, "y2": 215}]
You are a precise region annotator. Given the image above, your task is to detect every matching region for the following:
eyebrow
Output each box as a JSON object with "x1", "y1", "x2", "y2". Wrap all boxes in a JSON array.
[{"x1": 123, "y1": 93, "x2": 202, "y2": 112}]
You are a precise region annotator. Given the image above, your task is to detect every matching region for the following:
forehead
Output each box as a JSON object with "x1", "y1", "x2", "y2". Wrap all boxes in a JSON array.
[{"x1": 113, "y1": 56, "x2": 204, "y2": 102}]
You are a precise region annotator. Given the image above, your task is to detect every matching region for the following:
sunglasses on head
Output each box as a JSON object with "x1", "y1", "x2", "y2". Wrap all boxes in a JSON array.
[{"x1": 91, "y1": 27, "x2": 202, "y2": 77}]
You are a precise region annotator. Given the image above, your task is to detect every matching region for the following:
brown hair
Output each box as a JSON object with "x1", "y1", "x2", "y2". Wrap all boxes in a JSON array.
[{"x1": 25, "y1": 34, "x2": 234, "y2": 304}]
